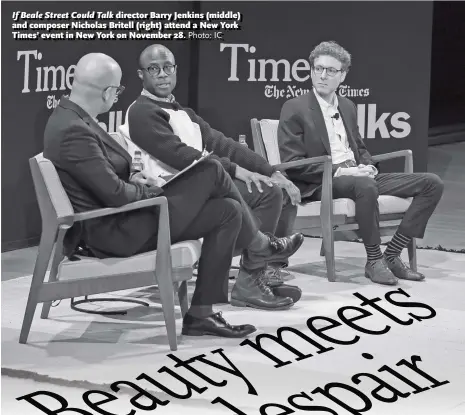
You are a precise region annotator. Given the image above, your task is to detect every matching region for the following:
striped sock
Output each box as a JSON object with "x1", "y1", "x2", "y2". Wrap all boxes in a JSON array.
[
  {"x1": 384, "y1": 232, "x2": 411, "y2": 263},
  {"x1": 365, "y1": 244, "x2": 383, "y2": 262}
]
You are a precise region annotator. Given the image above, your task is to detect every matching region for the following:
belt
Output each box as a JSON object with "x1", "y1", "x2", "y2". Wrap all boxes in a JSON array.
[{"x1": 334, "y1": 160, "x2": 357, "y2": 169}]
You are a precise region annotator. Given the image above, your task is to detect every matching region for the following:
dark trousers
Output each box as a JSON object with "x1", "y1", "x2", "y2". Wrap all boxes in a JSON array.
[
  {"x1": 315, "y1": 172, "x2": 444, "y2": 245},
  {"x1": 233, "y1": 180, "x2": 298, "y2": 262},
  {"x1": 141, "y1": 159, "x2": 259, "y2": 305}
]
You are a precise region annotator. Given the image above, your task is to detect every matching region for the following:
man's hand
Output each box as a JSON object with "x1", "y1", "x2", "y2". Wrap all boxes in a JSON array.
[
  {"x1": 130, "y1": 171, "x2": 166, "y2": 187},
  {"x1": 271, "y1": 171, "x2": 301, "y2": 205},
  {"x1": 358, "y1": 164, "x2": 378, "y2": 178},
  {"x1": 339, "y1": 165, "x2": 375, "y2": 178},
  {"x1": 235, "y1": 165, "x2": 273, "y2": 193}
]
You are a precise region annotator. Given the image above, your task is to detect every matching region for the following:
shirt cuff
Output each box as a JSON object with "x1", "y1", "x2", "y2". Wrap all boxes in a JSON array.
[{"x1": 334, "y1": 167, "x2": 342, "y2": 177}]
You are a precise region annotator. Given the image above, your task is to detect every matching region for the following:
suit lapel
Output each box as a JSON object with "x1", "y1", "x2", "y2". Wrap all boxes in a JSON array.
[
  {"x1": 308, "y1": 90, "x2": 332, "y2": 155},
  {"x1": 86, "y1": 117, "x2": 132, "y2": 165},
  {"x1": 338, "y1": 99, "x2": 360, "y2": 164}
]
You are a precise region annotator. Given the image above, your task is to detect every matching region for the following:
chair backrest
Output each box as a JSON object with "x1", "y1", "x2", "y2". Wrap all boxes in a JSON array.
[
  {"x1": 250, "y1": 118, "x2": 281, "y2": 166},
  {"x1": 118, "y1": 100, "x2": 137, "y2": 140},
  {"x1": 29, "y1": 154, "x2": 74, "y2": 227}
]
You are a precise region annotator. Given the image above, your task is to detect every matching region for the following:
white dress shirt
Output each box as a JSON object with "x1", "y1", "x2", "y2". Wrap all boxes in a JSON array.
[{"x1": 313, "y1": 88, "x2": 356, "y2": 175}]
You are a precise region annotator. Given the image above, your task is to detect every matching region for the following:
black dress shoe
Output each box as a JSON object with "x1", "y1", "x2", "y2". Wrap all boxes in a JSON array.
[
  {"x1": 182, "y1": 312, "x2": 257, "y2": 338},
  {"x1": 263, "y1": 232, "x2": 305, "y2": 264},
  {"x1": 272, "y1": 284, "x2": 302, "y2": 304},
  {"x1": 242, "y1": 233, "x2": 305, "y2": 270}
]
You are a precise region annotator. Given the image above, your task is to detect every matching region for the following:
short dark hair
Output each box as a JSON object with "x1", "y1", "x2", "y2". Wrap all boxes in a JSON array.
[{"x1": 309, "y1": 41, "x2": 351, "y2": 72}]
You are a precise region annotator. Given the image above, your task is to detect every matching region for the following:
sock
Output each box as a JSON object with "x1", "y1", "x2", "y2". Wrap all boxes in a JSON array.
[
  {"x1": 365, "y1": 244, "x2": 383, "y2": 262},
  {"x1": 384, "y1": 232, "x2": 411, "y2": 263},
  {"x1": 247, "y1": 231, "x2": 270, "y2": 253},
  {"x1": 188, "y1": 305, "x2": 214, "y2": 318}
]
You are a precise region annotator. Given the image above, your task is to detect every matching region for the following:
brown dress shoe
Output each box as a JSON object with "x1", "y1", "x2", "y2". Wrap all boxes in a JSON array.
[
  {"x1": 385, "y1": 256, "x2": 425, "y2": 281},
  {"x1": 182, "y1": 312, "x2": 256, "y2": 338},
  {"x1": 365, "y1": 258, "x2": 398, "y2": 286},
  {"x1": 231, "y1": 267, "x2": 293, "y2": 310}
]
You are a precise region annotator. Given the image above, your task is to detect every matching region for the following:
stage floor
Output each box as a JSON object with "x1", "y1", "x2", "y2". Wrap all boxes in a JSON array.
[{"x1": 2, "y1": 238, "x2": 465, "y2": 415}]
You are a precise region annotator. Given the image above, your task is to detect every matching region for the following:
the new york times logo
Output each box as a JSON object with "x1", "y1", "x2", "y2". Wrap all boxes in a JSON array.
[
  {"x1": 16, "y1": 50, "x2": 122, "y2": 132},
  {"x1": 220, "y1": 44, "x2": 411, "y2": 139}
]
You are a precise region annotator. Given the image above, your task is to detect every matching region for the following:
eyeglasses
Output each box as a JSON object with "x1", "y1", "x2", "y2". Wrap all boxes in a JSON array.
[
  {"x1": 141, "y1": 64, "x2": 177, "y2": 77},
  {"x1": 75, "y1": 77, "x2": 125, "y2": 96},
  {"x1": 313, "y1": 65, "x2": 343, "y2": 77},
  {"x1": 106, "y1": 85, "x2": 125, "y2": 95}
]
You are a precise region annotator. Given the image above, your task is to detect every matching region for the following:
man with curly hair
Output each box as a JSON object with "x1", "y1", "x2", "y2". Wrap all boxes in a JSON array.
[{"x1": 277, "y1": 41, "x2": 444, "y2": 285}]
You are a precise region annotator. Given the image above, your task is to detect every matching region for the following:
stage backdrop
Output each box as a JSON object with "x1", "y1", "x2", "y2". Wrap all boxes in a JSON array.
[
  {"x1": 1, "y1": 1, "x2": 194, "y2": 251},
  {"x1": 2, "y1": 1, "x2": 433, "y2": 251},
  {"x1": 197, "y1": 1, "x2": 433, "y2": 170}
]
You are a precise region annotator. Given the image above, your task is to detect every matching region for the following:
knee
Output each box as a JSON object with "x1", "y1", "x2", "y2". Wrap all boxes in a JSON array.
[
  {"x1": 222, "y1": 198, "x2": 243, "y2": 226},
  {"x1": 354, "y1": 177, "x2": 378, "y2": 199},
  {"x1": 204, "y1": 157, "x2": 224, "y2": 174},
  {"x1": 264, "y1": 183, "x2": 284, "y2": 206},
  {"x1": 423, "y1": 173, "x2": 444, "y2": 198}
]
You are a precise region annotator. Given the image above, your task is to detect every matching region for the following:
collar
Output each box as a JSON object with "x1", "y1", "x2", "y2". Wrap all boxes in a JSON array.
[
  {"x1": 141, "y1": 88, "x2": 175, "y2": 103},
  {"x1": 313, "y1": 87, "x2": 338, "y2": 113},
  {"x1": 59, "y1": 95, "x2": 95, "y2": 124}
]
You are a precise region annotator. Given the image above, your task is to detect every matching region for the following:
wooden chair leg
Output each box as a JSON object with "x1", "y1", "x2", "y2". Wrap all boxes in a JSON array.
[
  {"x1": 322, "y1": 227, "x2": 336, "y2": 282},
  {"x1": 320, "y1": 240, "x2": 325, "y2": 257},
  {"x1": 157, "y1": 272, "x2": 178, "y2": 351},
  {"x1": 407, "y1": 238, "x2": 417, "y2": 272},
  {"x1": 177, "y1": 281, "x2": 189, "y2": 318},
  {"x1": 20, "y1": 231, "x2": 55, "y2": 344},
  {"x1": 41, "y1": 245, "x2": 63, "y2": 319}
]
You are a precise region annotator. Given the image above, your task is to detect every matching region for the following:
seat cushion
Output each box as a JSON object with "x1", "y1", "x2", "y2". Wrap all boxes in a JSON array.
[
  {"x1": 57, "y1": 240, "x2": 201, "y2": 281},
  {"x1": 298, "y1": 196, "x2": 413, "y2": 217}
]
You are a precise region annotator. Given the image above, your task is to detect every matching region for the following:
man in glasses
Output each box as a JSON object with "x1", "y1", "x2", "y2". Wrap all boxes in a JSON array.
[
  {"x1": 43, "y1": 53, "x2": 304, "y2": 338},
  {"x1": 123, "y1": 44, "x2": 304, "y2": 311},
  {"x1": 277, "y1": 40, "x2": 444, "y2": 285}
]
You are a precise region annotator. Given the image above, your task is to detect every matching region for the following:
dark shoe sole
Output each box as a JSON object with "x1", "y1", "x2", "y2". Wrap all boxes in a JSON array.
[
  {"x1": 181, "y1": 327, "x2": 257, "y2": 338},
  {"x1": 230, "y1": 297, "x2": 294, "y2": 310},
  {"x1": 395, "y1": 274, "x2": 426, "y2": 282}
]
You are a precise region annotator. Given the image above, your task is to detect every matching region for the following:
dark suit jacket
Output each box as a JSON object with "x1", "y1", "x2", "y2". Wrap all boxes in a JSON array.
[
  {"x1": 43, "y1": 97, "x2": 162, "y2": 258},
  {"x1": 277, "y1": 89, "x2": 374, "y2": 198}
]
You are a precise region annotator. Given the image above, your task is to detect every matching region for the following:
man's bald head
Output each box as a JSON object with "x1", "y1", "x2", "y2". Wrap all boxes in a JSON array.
[
  {"x1": 70, "y1": 53, "x2": 123, "y2": 115},
  {"x1": 73, "y1": 53, "x2": 121, "y2": 91},
  {"x1": 137, "y1": 44, "x2": 177, "y2": 98},
  {"x1": 138, "y1": 44, "x2": 175, "y2": 69}
]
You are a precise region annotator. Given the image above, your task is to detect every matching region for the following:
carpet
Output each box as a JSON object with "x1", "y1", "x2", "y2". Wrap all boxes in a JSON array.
[{"x1": 2, "y1": 239, "x2": 465, "y2": 415}]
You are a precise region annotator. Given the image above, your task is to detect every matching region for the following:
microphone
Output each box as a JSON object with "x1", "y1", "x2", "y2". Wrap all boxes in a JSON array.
[{"x1": 331, "y1": 112, "x2": 340, "y2": 120}]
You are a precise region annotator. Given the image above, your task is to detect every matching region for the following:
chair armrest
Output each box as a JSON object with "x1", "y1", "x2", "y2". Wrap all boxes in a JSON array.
[
  {"x1": 372, "y1": 150, "x2": 413, "y2": 173},
  {"x1": 72, "y1": 197, "x2": 168, "y2": 222},
  {"x1": 275, "y1": 155, "x2": 332, "y2": 171}
]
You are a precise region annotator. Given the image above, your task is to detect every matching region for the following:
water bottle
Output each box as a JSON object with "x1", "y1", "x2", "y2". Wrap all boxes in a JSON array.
[
  {"x1": 238, "y1": 134, "x2": 248, "y2": 148},
  {"x1": 131, "y1": 150, "x2": 144, "y2": 173}
]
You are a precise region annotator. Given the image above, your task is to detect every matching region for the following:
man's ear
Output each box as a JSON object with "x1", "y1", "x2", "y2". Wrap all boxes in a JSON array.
[
  {"x1": 102, "y1": 87, "x2": 111, "y2": 103},
  {"x1": 137, "y1": 69, "x2": 143, "y2": 81},
  {"x1": 340, "y1": 71, "x2": 347, "y2": 83}
]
